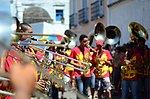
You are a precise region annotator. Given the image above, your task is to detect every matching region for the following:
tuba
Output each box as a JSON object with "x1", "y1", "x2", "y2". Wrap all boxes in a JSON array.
[
  {"x1": 89, "y1": 22, "x2": 106, "y2": 45},
  {"x1": 89, "y1": 22, "x2": 121, "y2": 46},
  {"x1": 128, "y1": 22, "x2": 149, "y2": 76},
  {"x1": 128, "y1": 22, "x2": 148, "y2": 43},
  {"x1": 105, "y1": 25, "x2": 121, "y2": 45},
  {"x1": 64, "y1": 30, "x2": 77, "y2": 49}
]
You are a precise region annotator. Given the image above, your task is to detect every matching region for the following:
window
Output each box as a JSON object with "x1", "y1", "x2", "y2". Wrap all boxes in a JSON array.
[
  {"x1": 56, "y1": 10, "x2": 63, "y2": 21},
  {"x1": 82, "y1": 0, "x2": 88, "y2": 8}
]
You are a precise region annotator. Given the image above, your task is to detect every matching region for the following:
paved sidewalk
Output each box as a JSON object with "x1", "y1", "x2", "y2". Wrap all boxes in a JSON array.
[{"x1": 59, "y1": 91, "x2": 121, "y2": 99}]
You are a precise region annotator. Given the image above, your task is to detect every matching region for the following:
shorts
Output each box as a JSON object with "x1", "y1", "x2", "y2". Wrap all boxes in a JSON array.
[{"x1": 95, "y1": 77, "x2": 111, "y2": 90}]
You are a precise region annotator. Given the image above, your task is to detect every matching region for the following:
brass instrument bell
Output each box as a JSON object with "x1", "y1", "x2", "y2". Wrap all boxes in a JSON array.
[
  {"x1": 94, "y1": 22, "x2": 106, "y2": 41},
  {"x1": 105, "y1": 26, "x2": 121, "y2": 45},
  {"x1": 88, "y1": 22, "x2": 106, "y2": 46},
  {"x1": 64, "y1": 30, "x2": 77, "y2": 49},
  {"x1": 128, "y1": 22, "x2": 148, "y2": 42}
]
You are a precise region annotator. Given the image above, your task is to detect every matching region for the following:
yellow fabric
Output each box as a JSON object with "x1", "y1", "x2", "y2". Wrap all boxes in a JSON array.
[
  {"x1": 109, "y1": 67, "x2": 113, "y2": 74},
  {"x1": 96, "y1": 53, "x2": 110, "y2": 76},
  {"x1": 75, "y1": 52, "x2": 91, "y2": 76},
  {"x1": 66, "y1": 49, "x2": 71, "y2": 56},
  {"x1": 39, "y1": 36, "x2": 49, "y2": 41},
  {"x1": 122, "y1": 56, "x2": 138, "y2": 79},
  {"x1": 65, "y1": 64, "x2": 74, "y2": 71}
]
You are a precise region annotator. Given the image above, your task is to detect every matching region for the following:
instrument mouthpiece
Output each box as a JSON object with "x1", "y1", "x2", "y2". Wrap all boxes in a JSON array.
[{"x1": 87, "y1": 45, "x2": 96, "y2": 52}]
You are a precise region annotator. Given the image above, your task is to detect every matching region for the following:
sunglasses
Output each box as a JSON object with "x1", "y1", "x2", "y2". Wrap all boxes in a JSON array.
[{"x1": 83, "y1": 40, "x2": 89, "y2": 43}]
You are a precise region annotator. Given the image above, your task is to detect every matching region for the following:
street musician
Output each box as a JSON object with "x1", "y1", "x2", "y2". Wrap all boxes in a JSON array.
[
  {"x1": 0, "y1": 22, "x2": 36, "y2": 99},
  {"x1": 92, "y1": 40, "x2": 112, "y2": 99},
  {"x1": 136, "y1": 37, "x2": 150, "y2": 99},
  {"x1": 121, "y1": 44, "x2": 142, "y2": 99},
  {"x1": 69, "y1": 34, "x2": 92, "y2": 98}
]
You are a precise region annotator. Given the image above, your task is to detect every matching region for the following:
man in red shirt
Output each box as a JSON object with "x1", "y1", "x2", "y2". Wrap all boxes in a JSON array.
[
  {"x1": 92, "y1": 40, "x2": 112, "y2": 99},
  {"x1": 121, "y1": 44, "x2": 142, "y2": 99},
  {"x1": 0, "y1": 23, "x2": 36, "y2": 99},
  {"x1": 69, "y1": 34, "x2": 92, "y2": 98}
]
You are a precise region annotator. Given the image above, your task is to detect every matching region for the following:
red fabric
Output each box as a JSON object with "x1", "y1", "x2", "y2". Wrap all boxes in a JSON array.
[
  {"x1": 96, "y1": 40, "x2": 104, "y2": 46},
  {"x1": 5, "y1": 49, "x2": 20, "y2": 72},
  {"x1": 36, "y1": 51, "x2": 44, "y2": 61},
  {"x1": 122, "y1": 50, "x2": 142, "y2": 80},
  {"x1": 92, "y1": 49, "x2": 112, "y2": 78},
  {"x1": 4, "y1": 96, "x2": 12, "y2": 99},
  {"x1": 70, "y1": 46, "x2": 91, "y2": 77},
  {"x1": 90, "y1": 67, "x2": 95, "y2": 74},
  {"x1": 3, "y1": 47, "x2": 20, "y2": 99}
]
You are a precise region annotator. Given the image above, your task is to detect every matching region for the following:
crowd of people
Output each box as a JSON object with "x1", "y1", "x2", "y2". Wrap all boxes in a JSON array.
[{"x1": 0, "y1": 17, "x2": 150, "y2": 99}]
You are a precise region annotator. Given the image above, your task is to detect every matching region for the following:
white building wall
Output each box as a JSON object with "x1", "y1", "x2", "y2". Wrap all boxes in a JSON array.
[
  {"x1": 10, "y1": 0, "x2": 69, "y2": 35},
  {"x1": 107, "y1": 0, "x2": 150, "y2": 47},
  {"x1": 30, "y1": 22, "x2": 68, "y2": 39}
]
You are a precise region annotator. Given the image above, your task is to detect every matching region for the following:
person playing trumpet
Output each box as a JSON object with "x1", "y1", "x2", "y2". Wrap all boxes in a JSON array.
[{"x1": 92, "y1": 40, "x2": 113, "y2": 99}]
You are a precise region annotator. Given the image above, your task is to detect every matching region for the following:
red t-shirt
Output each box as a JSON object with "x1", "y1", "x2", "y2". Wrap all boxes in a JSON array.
[
  {"x1": 1, "y1": 46, "x2": 20, "y2": 99},
  {"x1": 69, "y1": 46, "x2": 91, "y2": 77},
  {"x1": 5, "y1": 47, "x2": 21, "y2": 72},
  {"x1": 122, "y1": 50, "x2": 142, "y2": 80},
  {"x1": 92, "y1": 49, "x2": 112, "y2": 78}
]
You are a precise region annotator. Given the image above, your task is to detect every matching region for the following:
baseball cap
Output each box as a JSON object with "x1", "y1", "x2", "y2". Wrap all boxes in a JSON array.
[{"x1": 96, "y1": 40, "x2": 104, "y2": 46}]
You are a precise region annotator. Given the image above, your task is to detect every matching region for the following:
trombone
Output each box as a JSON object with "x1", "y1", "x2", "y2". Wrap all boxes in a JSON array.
[
  {"x1": 32, "y1": 53, "x2": 87, "y2": 72},
  {"x1": 34, "y1": 46, "x2": 91, "y2": 67},
  {"x1": 11, "y1": 31, "x2": 78, "y2": 49},
  {"x1": 11, "y1": 42, "x2": 66, "y2": 47},
  {"x1": 15, "y1": 32, "x2": 69, "y2": 37},
  {"x1": 0, "y1": 47, "x2": 87, "y2": 99}
]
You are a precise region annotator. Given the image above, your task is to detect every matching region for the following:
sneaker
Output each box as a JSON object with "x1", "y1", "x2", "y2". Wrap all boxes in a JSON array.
[{"x1": 88, "y1": 95, "x2": 92, "y2": 99}]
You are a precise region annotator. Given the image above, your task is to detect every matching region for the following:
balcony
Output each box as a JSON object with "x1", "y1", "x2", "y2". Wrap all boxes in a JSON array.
[
  {"x1": 78, "y1": 8, "x2": 89, "y2": 24},
  {"x1": 107, "y1": 0, "x2": 124, "y2": 7},
  {"x1": 70, "y1": 13, "x2": 78, "y2": 28},
  {"x1": 91, "y1": 0, "x2": 104, "y2": 21}
]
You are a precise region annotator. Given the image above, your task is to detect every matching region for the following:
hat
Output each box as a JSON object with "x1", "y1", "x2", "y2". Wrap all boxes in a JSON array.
[{"x1": 96, "y1": 40, "x2": 104, "y2": 46}]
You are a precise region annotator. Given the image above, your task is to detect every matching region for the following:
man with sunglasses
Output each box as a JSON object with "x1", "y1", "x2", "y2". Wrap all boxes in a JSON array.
[{"x1": 69, "y1": 34, "x2": 92, "y2": 98}]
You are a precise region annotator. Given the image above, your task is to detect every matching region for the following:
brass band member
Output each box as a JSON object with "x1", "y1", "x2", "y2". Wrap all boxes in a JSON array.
[
  {"x1": 0, "y1": 22, "x2": 36, "y2": 99},
  {"x1": 121, "y1": 43, "x2": 142, "y2": 99},
  {"x1": 69, "y1": 34, "x2": 92, "y2": 98},
  {"x1": 63, "y1": 47, "x2": 73, "y2": 85},
  {"x1": 112, "y1": 46, "x2": 125, "y2": 95},
  {"x1": 92, "y1": 40, "x2": 112, "y2": 99},
  {"x1": 45, "y1": 40, "x2": 59, "y2": 99},
  {"x1": 136, "y1": 37, "x2": 150, "y2": 99}
]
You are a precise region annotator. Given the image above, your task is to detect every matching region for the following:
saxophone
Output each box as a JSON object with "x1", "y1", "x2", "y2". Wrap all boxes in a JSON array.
[
  {"x1": 84, "y1": 54, "x2": 92, "y2": 71},
  {"x1": 95, "y1": 50, "x2": 103, "y2": 78}
]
